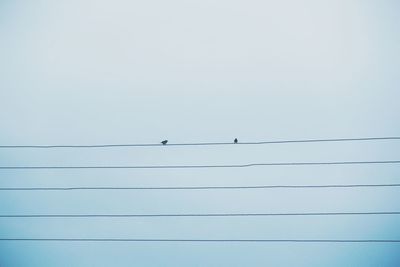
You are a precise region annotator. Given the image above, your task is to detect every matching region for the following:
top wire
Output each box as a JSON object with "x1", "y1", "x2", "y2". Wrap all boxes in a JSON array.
[{"x1": 0, "y1": 136, "x2": 399, "y2": 148}]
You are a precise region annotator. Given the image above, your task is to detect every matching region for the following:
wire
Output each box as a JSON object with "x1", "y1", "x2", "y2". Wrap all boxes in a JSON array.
[
  {"x1": 0, "y1": 238, "x2": 399, "y2": 242},
  {"x1": 0, "y1": 136, "x2": 399, "y2": 148},
  {"x1": 1, "y1": 160, "x2": 400, "y2": 170},
  {"x1": 1, "y1": 211, "x2": 400, "y2": 218},
  {"x1": 1, "y1": 183, "x2": 400, "y2": 191}
]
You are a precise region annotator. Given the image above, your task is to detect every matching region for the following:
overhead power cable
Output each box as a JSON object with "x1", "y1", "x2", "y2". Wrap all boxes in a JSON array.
[
  {"x1": 1, "y1": 211, "x2": 400, "y2": 218},
  {"x1": 1, "y1": 183, "x2": 400, "y2": 191},
  {"x1": 0, "y1": 136, "x2": 399, "y2": 148},
  {"x1": 0, "y1": 238, "x2": 399, "y2": 243},
  {"x1": 1, "y1": 160, "x2": 400, "y2": 170}
]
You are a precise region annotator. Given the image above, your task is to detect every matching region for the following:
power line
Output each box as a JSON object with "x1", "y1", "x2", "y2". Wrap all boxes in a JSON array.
[
  {"x1": 0, "y1": 238, "x2": 399, "y2": 243},
  {"x1": 1, "y1": 211, "x2": 400, "y2": 218},
  {"x1": 0, "y1": 136, "x2": 399, "y2": 148},
  {"x1": 1, "y1": 160, "x2": 400, "y2": 170},
  {"x1": 1, "y1": 183, "x2": 400, "y2": 191}
]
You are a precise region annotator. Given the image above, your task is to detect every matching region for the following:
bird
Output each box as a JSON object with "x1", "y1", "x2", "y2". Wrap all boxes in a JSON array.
[
  {"x1": 234, "y1": 138, "x2": 238, "y2": 144},
  {"x1": 161, "y1": 140, "x2": 168, "y2": 145}
]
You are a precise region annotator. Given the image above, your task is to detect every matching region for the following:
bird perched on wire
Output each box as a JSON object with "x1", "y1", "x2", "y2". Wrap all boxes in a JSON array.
[
  {"x1": 234, "y1": 138, "x2": 238, "y2": 144},
  {"x1": 161, "y1": 140, "x2": 168, "y2": 145}
]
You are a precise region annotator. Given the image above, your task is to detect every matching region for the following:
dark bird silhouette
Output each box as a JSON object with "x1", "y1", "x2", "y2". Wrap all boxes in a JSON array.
[
  {"x1": 234, "y1": 138, "x2": 238, "y2": 144},
  {"x1": 161, "y1": 140, "x2": 168, "y2": 145}
]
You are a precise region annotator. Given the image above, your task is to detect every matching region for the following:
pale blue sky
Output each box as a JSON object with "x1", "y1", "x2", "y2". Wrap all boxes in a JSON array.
[{"x1": 0, "y1": 0, "x2": 400, "y2": 266}]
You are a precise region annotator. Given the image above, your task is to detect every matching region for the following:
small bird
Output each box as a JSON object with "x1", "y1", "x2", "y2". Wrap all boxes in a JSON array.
[
  {"x1": 234, "y1": 138, "x2": 238, "y2": 144},
  {"x1": 161, "y1": 140, "x2": 168, "y2": 145}
]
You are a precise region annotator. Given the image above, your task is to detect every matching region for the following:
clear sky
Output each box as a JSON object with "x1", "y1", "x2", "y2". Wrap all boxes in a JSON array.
[{"x1": 0, "y1": 0, "x2": 400, "y2": 266}]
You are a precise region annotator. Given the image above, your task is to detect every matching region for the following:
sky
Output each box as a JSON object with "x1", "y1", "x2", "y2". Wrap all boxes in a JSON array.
[{"x1": 0, "y1": 0, "x2": 400, "y2": 266}]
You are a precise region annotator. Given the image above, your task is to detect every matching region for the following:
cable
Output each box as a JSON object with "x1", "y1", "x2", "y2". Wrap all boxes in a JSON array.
[
  {"x1": 0, "y1": 238, "x2": 399, "y2": 243},
  {"x1": 2, "y1": 183, "x2": 400, "y2": 191},
  {"x1": 1, "y1": 160, "x2": 400, "y2": 170},
  {"x1": 0, "y1": 136, "x2": 399, "y2": 148},
  {"x1": 1, "y1": 211, "x2": 400, "y2": 218}
]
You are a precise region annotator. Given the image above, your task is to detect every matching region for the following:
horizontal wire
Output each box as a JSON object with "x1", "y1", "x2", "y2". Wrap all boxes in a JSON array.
[
  {"x1": 1, "y1": 136, "x2": 399, "y2": 148},
  {"x1": 1, "y1": 211, "x2": 400, "y2": 218},
  {"x1": 1, "y1": 160, "x2": 400, "y2": 170},
  {"x1": 0, "y1": 238, "x2": 399, "y2": 243},
  {"x1": 1, "y1": 183, "x2": 400, "y2": 191}
]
